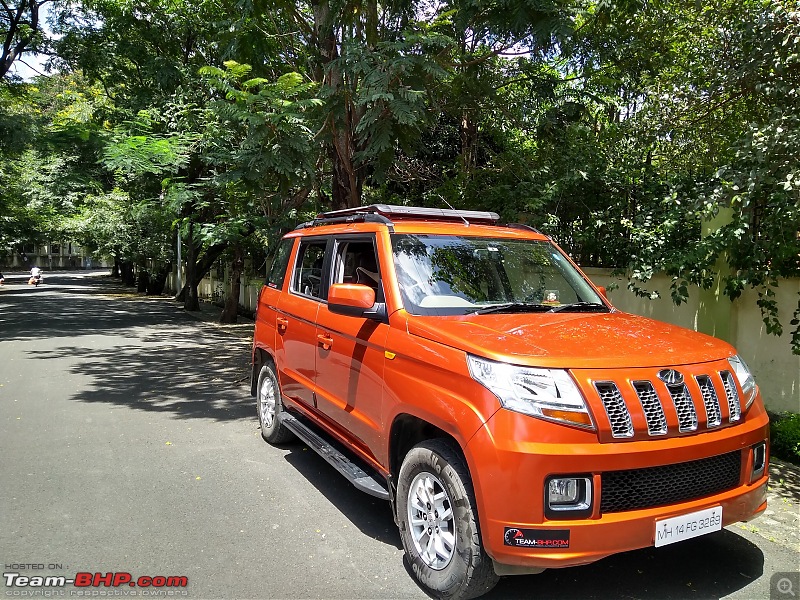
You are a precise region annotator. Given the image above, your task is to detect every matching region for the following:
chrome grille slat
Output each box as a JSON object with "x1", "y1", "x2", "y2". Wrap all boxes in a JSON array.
[
  {"x1": 721, "y1": 371, "x2": 741, "y2": 422},
  {"x1": 668, "y1": 383, "x2": 698, "y2": 432},
  {"x1": 633, "y1": 381, "x2": 667, "y2": 435},
  {"x1": 595, "y1": 382, "x2": 634, "y2": 438},
  {"x1": 696, "y1": 375, "x2": 722, "y2": 428}
]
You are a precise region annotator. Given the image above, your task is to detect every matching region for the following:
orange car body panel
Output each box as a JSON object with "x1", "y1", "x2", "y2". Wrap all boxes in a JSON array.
[{"x1": 252, "y1": 215, "x2": 769, "y2": 571}]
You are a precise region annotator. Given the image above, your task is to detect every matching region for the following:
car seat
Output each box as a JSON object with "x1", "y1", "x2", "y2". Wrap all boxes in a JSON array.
[{"x1": 355, "y1": 253, "x2": 380, "y2": 292}]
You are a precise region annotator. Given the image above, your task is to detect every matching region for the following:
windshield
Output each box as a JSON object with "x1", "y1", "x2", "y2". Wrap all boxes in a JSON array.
[{"x1": 391, "y1": 234, "x2": 606, "y2": 316}]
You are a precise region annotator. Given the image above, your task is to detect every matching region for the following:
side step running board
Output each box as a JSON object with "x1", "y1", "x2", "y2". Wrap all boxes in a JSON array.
[{"x1": 282, "y1": 413, "x2": 390, "y2": 500}]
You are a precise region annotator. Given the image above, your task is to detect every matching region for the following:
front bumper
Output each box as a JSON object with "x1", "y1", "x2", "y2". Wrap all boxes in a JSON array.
[{"x1": 465, "y1": 402, "x2": 769, "y2": 569}]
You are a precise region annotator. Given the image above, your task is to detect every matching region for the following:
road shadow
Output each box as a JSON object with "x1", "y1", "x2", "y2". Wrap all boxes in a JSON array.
[
  {"x1": 282, "y1": 443, "x2": 403, "y2": 550},
  {"x1": 482, "y1": 527, "x2": 763, "y2": 599},
  {"x1": 0, "y1": 274, "x2": 173, "y2": 343},
  {"x1": 28, "y1": 336, "x2": 254, "y2": 422},
  {"x1": 3, "y1": 272, "x2": 255, "y2": 423},
  {"x1": 769, "y1": 459, "x2": 800, "y2": 504}
]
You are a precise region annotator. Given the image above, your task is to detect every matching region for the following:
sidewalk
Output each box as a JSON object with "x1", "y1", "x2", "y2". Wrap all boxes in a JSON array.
[
  {"x1": 744, "y1": 457, "x2": 800, "y2": 553},
  {"x1": 177, "y1": 297, "x2": 255, "y2": 340}
]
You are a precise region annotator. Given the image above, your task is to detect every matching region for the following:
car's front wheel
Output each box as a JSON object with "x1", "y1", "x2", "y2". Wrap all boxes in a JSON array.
[
  {"x1": 256, "y1": 361, "x2": 294, "y2": 444},
  {"x1": 396, "y1": 439, "x2": 498, "y2": 600}
]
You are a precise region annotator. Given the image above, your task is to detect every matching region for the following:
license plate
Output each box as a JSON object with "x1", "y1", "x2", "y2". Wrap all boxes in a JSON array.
[{"x1": 654, "y1": 506, "x2": 723, "y2": 548}]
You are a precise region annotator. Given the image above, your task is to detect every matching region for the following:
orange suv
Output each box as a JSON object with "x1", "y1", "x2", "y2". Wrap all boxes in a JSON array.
[{"x1": 251, "y1": 205, "x2": 768, "y2": 599}]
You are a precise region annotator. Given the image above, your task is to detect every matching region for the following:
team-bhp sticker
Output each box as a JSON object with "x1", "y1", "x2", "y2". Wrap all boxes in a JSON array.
[{"x1": 503, "y1": 528, "x2": 570, "y2": 548}]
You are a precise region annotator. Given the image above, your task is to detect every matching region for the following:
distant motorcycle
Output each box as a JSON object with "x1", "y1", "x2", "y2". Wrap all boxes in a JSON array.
[{"x1": 28, "y1": 269, "x2": 43, "y2": 286}]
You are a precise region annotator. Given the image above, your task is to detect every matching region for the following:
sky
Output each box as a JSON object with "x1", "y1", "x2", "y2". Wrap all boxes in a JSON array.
[{"x1": 11, "y1": 53, "x2": 49, "y2": 80}]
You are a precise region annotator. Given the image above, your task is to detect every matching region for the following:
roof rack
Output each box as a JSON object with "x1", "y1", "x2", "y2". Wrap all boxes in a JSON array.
[
  {"x1": 319, "y1": 204, "x2": 500, "y2": 225},
  {"x1": 295, "y1": 213, "x2": 392, "y2": 230}
]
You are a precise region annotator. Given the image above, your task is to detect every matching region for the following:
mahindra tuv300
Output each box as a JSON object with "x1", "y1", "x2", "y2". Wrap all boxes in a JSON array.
[{"x1": 250, "y1": 205, "x2": 768, "y2": 600}]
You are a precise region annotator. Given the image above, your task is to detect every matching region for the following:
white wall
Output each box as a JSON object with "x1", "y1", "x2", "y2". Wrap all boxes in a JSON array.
[{"x1": 585, "y1": 268, "x2": 799, "y2": 414}]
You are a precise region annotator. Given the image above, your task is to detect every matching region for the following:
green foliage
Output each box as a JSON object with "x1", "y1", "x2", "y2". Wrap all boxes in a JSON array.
[
  {"x1": 596, "y1": 0, "x2": 800, "y2": 351},
  {"x1": 0, "y1": 74, "x2": 108, "y2": 249},
  {"x1": 1, "y1": 0, "x2": 798, "y2": 346},
  {"x1": 770, "y1": 412, "x2": 800, "y2": 465}
]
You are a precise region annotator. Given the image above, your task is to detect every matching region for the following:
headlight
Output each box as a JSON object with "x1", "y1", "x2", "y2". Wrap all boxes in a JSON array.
[
  {"x1": 467, "y1": 355, "x2": 594, "y2": 430},
  {"x1": 728, "y1": 354, "x2": 757, "y2": 409}
]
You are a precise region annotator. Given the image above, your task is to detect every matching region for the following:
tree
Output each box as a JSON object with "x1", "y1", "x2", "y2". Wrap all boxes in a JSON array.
[
  {"x1": 566, "y1": 0, "x2": 800, "y2": 351},
  {"x1": 1, "y1": 0, "x2": 53, "y2": 78},
  {"x1": 0, "y1": 73, "x2": 109, "y2": 255},
  {"x1": 51, "y1": 0, "x2": 281, "y2": 308},
  {"x1": 199, "y1": 62, "x2": 321, "y2": 322}
]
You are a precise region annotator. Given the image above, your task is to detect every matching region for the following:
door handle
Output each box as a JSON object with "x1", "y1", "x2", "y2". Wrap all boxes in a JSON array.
[
  {"x1": 316, "y1": 333, "x2": 333, "y2": 351},
  {"x1": 277, "y1": 316, "x2": 289, "y2": 331}
]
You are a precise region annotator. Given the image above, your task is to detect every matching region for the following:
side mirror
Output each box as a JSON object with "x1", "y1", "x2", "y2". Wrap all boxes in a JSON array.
[
  {"x1": 327, "y1": 283, "x2": 376, "y2": 317},
  {"x1": 597, "y1": 286, "x2": 608, "y2": 300}
]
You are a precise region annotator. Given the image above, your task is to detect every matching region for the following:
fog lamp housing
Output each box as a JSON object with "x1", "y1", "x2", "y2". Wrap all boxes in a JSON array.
[
  {"x1": 751, "y1": 442, "x2": 767, "y2": 482},
  {"x1": 545, "y1": 475, "x2": 592, "y2": 519}
]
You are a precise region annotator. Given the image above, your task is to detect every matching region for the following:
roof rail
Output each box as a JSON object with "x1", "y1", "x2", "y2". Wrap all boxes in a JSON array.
[
  {"x1": 294, "y1": 213, "x2": 393, "y2": 230},
  {"x1": 319, "y1": 204, "x2": 500, "y2": 225}
]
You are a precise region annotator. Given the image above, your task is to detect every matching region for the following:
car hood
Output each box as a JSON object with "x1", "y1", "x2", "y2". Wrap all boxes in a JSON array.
[{"x1": 405, "y1": 311, "x2": 734, "y2": 369}]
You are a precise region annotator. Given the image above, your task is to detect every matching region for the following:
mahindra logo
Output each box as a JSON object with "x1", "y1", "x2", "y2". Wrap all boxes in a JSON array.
[{"x1": 658, "y1": 369, "x2": 684, "y2": 386}]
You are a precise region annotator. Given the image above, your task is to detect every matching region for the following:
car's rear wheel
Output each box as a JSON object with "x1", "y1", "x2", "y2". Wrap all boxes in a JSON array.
[
  {"x1": 256, "y1": 362, "x2": 294, "y2": 444},
  {"x1": 396, "y1": 439, "x2": 498, "y2": 600}
]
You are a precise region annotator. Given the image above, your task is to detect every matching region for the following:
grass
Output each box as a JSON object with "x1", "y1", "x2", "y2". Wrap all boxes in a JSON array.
[{"x1": 769, "y1": 411, "x2": 800, "y2": 465}]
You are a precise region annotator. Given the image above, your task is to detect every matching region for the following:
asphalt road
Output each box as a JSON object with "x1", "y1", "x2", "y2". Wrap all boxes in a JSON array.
[{"x1": 1, "y1": 272, "x2": 798, "y2": 600}]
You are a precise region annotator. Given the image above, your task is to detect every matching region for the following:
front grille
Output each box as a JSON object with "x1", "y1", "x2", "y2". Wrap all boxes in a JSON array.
[
  {"x1": 600, "y1": 451, "x2": 742, "y2": 513},
  {"x1": 721, "y1": 371, "x2": 741, "y2": 422},
  {"x1": 634, "y1": 381, "x2": 667, "y2": 435},
  {"x1": 594, "y1": 367, "x2": 741, "y2": 438},
  {"x1": 595, "y1": 382, "x2": 633, "y2": 438}
]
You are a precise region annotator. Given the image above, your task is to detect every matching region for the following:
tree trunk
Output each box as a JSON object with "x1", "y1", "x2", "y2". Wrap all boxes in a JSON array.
[
  {"x1": 313, "y1": 0, "x2": 364, "y2": 210},
  {"x1": 136, "y1": 269, "x2": 149, "y2": 293},
  {"x1": 219, "y1": 246, "x2": 243, "y2": 324},
  {"x1": 121, "y1": 261, "x2": 136, "y2": 286},
  {"x1": 461, "y1": 111, "x2": 478, "y2": 173},
  {"x1": 174, "y1": 239, "x2": 230, "y2": 306},
  {"x1": 0, "y1": 1, "x2": 42, "y2": 79},
  {"x1": 183, "y1": 220, "x2": 200, "y2": 311}
]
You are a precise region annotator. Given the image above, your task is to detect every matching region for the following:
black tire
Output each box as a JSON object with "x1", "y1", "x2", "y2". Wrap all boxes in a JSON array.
[
  {"x1": 396, "y1": 439, "x2": 499, "y2": 600},
  {"x1": 256, "y1": 362, "x2": 294, "y2": 444}
]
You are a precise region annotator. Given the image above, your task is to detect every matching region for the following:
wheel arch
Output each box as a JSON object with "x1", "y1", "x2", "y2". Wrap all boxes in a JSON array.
[
  {"x1": 388, "y1": 413, "x2": 468, "y2": 486},
  {"x1": 251, "y1": 346, "x2": 277, "y2": 397}
]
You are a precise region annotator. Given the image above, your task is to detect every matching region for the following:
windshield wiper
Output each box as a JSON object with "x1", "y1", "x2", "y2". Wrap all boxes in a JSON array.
[
  {"x1": 470, "y1": 302, "x2": 553, "y2": 315},
  {"x1": 548, "y1": 302, "x2": 609, "y2": 313}
]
